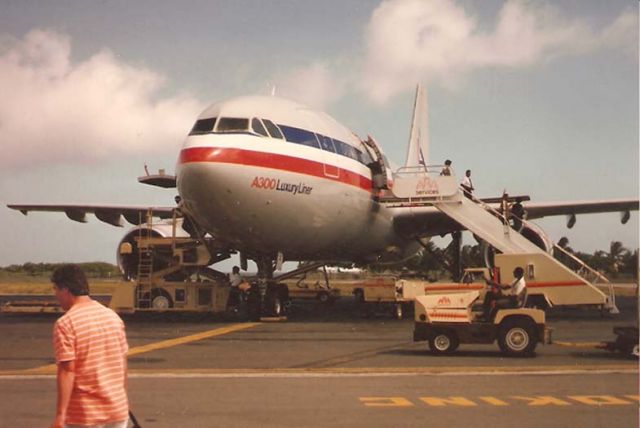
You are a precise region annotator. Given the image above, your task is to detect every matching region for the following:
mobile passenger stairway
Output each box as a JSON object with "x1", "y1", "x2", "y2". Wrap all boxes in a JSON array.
[{"x1": 381, "y1": 165, "x2": 618, "y2": 313}]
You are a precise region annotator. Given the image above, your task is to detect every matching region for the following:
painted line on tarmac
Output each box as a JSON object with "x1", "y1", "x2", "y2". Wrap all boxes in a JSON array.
[
  {"x1": 553, "y1": 341, "x2": 603, "y2": 348},
  {"x1": 3, "y1": 322, "x2": 259, "y2": 376},
  {"x1": 126, "y1": 322, "x2": 259, "y2": 357},
  {"x1": 2, "y1": 365, "x2": 636, "y2": 379}
]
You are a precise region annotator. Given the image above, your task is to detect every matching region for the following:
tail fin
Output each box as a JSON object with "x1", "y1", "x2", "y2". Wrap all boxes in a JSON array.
[{"x1": 404, "y1": 84, "x2": 429, "y2": 167}]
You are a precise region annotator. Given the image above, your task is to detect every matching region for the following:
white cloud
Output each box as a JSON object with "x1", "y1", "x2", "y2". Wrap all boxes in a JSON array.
[
  {"x1": 0, "y1": 29, "x2": 204, "y2": 169},
  {"x1": 361, "y1": 0, "x2": 637, "y2": 103},
  {"x1": 270, "y1": 62, "x2": 348, "y2": 110}
]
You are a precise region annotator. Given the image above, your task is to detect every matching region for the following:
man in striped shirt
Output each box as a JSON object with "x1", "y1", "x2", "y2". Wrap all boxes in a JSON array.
[{"x1": 51, "y1": 264, "x2": 129, "y2": 428}]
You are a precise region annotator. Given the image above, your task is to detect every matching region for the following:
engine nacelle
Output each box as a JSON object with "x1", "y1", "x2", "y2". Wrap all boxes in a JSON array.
[
  {"x1": 117, "y1": 221, "x2": 191, "y2": 280},
  {"x1": 481, "y1": 223, "x2": 553, "y2": 268}
]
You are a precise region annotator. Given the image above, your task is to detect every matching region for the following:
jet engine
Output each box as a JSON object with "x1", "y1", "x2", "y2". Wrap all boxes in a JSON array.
[{"x1": 116, "y1": 222, "x2": 190, "y2": 280}]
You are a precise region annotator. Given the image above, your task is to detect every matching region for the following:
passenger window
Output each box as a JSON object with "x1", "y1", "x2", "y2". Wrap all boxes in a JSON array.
[
  {"x1": 263, "y1": 119, "x2": 284, "y2": 139},
  {"x1": 251, "y1": 118, "x2": 269, "y2": 137},
  {"x1": 217, "y1": 118, "x2": 249, "y2": 133},
  {"x1": 189, "y1": 117, "x2": 216, "y2": 135},
  {"x1": 318, "y1": 135, "x2": 336, "y2": 153},
  {"x1": 279, "y1": 125, "x2": 320, "y2": 149}
]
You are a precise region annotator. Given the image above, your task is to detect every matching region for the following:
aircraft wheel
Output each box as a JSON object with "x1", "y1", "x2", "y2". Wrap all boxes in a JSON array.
[
  {"x1": 428, "y1": 330, "x2": 459, "y2": 355},
  {"x1": 270, "y1": 296, "x2": 282, "y2": 316},
  {"x1": 498, "y1": 318, "x2": 537, "y2": 356},
  {"x1": 265, "y1": 284, "x2": 287, "y2": 316},
  {"x1": 246, "y1": 285, "x2": 262, "y2": 321},
  {"x1": 393, "y1": 304, "x2": 403, "y2": 320}
]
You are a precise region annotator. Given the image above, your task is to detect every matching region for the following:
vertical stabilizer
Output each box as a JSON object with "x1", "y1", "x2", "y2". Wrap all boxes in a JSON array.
[{"x1": 404, "y1": 84, "x2": 429, "y2": 167}]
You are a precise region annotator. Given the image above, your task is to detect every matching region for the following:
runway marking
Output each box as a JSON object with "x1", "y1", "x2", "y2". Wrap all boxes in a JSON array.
[
  {"x1": 554, "y1": 341, "x2": 603, "y2": 348},
  {"x1": 3, "y1": 364, "x2": 636, "y2": 379},
  {"x1": 360, "y1": 397, "x2": 414, "y2": 407},
  {"x1": 568, "y1": 395, "x2": 634, "y2": 406},
  {"x1": 419, "y1": 396, "x2": 477, "y2": 407},
  {"x1": 512, "y1": 396, "x2": 571, "y2": 406},
  {"x1": 1, "y1": 363, "x2": 636, "y2": 378},
  {"x1": 359, "y1": 395, "x2": 639, "y2": 407},
  {"x1": 9, "y1": 322, "x2": 259, "y2": 375},
  {"x1": 126, "y1": 322, "x2": 259, "y2": 357}
]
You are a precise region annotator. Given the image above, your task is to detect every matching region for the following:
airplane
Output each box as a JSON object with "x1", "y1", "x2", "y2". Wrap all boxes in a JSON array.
[{"x1": 8, "y1": 87, "x2": 638, "y2": 316}]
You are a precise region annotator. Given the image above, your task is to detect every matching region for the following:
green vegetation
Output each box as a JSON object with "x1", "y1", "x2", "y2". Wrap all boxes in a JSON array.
[
  {"x1": 0, "y1": 262, "x2": 120, "y2": 283},
  {"x1": 363, "y1": 240, "x2": 638, "y2": 282}
]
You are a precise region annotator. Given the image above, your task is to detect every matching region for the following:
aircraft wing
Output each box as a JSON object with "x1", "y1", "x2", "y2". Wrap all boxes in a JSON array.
[
  {"x1": 7, "y1": 204, "x2": 175, "y2": 227},
  {"x1": 392, "y1": 198, "x2": 638, "y2": 238},
  {"x1": 523, "y1": 199, "x2": 638, "y2": 220}
]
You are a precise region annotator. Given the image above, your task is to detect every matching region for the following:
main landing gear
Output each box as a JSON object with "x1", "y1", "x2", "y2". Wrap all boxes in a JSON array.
[{"x1": 246, "y1": 258, "x2": 290, "y2": 321}]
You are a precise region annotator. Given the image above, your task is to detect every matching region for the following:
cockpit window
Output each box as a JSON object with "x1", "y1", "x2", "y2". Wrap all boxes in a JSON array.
[
  {"x1": 318, "y1": 135, "x2": 336, "y2": 153},
  {"x1": 216, "y1": 117, "x2": 249, "y2": 133},
  {"x1": 333, "y1": 139, "x2": 362, "y2": 162},
  {"x1": 279, "y1": 125, "x2": 320, "y2": 149},
  {"x1": 251, "y1": 118, "x2": 269, "y2": 137},
  {"x1": 262, "y1": 119, "x2": 284, "y2": 139},
  {"x1": 189, "y1": 117, "x2": 216, "y2": 135}
]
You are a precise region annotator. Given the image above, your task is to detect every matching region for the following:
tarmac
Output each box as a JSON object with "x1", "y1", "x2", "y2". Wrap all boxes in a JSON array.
[{"x1": 0, "y1": 294, "x2": 637, "y2": 427}]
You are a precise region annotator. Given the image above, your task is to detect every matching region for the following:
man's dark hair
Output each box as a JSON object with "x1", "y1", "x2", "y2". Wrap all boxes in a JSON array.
[
  {"x1": 513, "y1": 267, "x2": 525, "y2": 278},
  {"x1": 445, "y1": 159, "x2": 452, "y2": 165},
  {"x1": 51, "y1": 264, "x2": 90, "y2": 296}
]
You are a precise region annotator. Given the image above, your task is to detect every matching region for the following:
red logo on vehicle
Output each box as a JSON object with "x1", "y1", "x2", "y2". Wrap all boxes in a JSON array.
[{"x1": 437, "y1": 296, "x2": 451, "y2": 305}]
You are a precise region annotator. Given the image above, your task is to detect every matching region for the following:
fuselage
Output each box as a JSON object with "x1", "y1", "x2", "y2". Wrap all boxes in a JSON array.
[{"x1": 175, "y1": 95, "x2": 418, "y2": 263}]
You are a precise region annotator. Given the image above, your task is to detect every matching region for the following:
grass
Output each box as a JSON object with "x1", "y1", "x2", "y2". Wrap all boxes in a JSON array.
[{"x1": 0, "y1": 278, "x2": 122, "y2": 295}]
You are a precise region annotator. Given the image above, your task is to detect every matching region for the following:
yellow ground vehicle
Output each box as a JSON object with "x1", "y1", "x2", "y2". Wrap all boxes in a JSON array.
[{"x1": 413, "y1": 291, "x2": 552, "y2": 356}]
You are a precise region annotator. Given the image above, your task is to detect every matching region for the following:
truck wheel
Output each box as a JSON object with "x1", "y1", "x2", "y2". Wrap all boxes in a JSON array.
[
  {"x1": 498, "y1": 319, "x2": 537, "y2": 356},
  {"x1": 429, "y1": 331, "x2": 459, "y2": 354},
  {"x1": 317, "y1": 291, "x2": 331, "y2": 304},
  {"x1": 150, "y1": 288, "x2": 173, "y2": 310}
]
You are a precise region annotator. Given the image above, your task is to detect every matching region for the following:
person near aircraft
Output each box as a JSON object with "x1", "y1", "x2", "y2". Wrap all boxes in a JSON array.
[
  {"x1": 510, "y1": 197, "x2": 526, "y2": 231},
  {"x1": 50, "y1": 264, "x2": 129, "y2": 428},
  {"x1": 228, "y1": 265, "x2": 244, "y2": 309},
  {"x1": 460, "y1": 169, "x2": 474, "y2": 199},
  {"x1": 440, "y1": 159, "x2": 452, "y2": 176},
  {"x1": 482, "y1": 267, "x2": 527, "y2": 320}
]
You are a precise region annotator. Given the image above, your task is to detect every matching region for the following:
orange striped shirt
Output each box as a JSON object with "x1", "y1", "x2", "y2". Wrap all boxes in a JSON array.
[{"x1": 53, "y1": 300, "x2": 129, "y2": 425}]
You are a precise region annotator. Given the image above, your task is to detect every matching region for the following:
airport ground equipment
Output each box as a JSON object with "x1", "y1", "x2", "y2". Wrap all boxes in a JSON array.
[
  {"x1": 385, "y1": 167, "x2": 618, "y2": 313},
  {"x1": 283, "y1": 266, "x2": 341, "y2": 303},
  {"x1": 110, "y1": 210, "x2": 230, "y2": 313},
  {"x1": 353, "y1": 274, "x2": 481, "y2": 319},
  {"x1": 413, "y1": 291, "x2": 552, "y2": 356}
]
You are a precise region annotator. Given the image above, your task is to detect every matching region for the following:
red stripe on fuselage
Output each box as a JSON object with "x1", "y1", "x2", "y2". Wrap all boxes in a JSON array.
[{"x1": 179, "y1": 147, "x2": 372, "y2": 191}]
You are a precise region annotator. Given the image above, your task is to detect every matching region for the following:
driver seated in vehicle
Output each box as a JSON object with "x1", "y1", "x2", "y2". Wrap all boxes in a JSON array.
[{"x1": 481, "y1": 267, "x2": 527, "y2": 320}]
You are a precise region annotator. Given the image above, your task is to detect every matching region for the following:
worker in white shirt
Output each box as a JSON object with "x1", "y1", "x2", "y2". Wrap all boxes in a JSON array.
[
  {"x1": 483, "y1": 267, "x2": 527, "y2": 319},
  {"x1": 460, "y1": 169, "x2": 474, "y2": 199}
]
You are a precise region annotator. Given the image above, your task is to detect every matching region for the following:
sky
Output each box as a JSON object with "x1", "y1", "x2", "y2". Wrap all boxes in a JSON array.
[{"x1": 0, "y1": 0, "x2": 638, "y2": 270}]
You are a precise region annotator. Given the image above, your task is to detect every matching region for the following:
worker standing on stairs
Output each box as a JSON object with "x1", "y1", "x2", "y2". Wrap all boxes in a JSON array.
[
  {"x1": 460, "y1": 170, "x2": 474, "y2": 199},
  {"x1": 440, "y1": 159, "x2": 452, "y2": 176}
]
